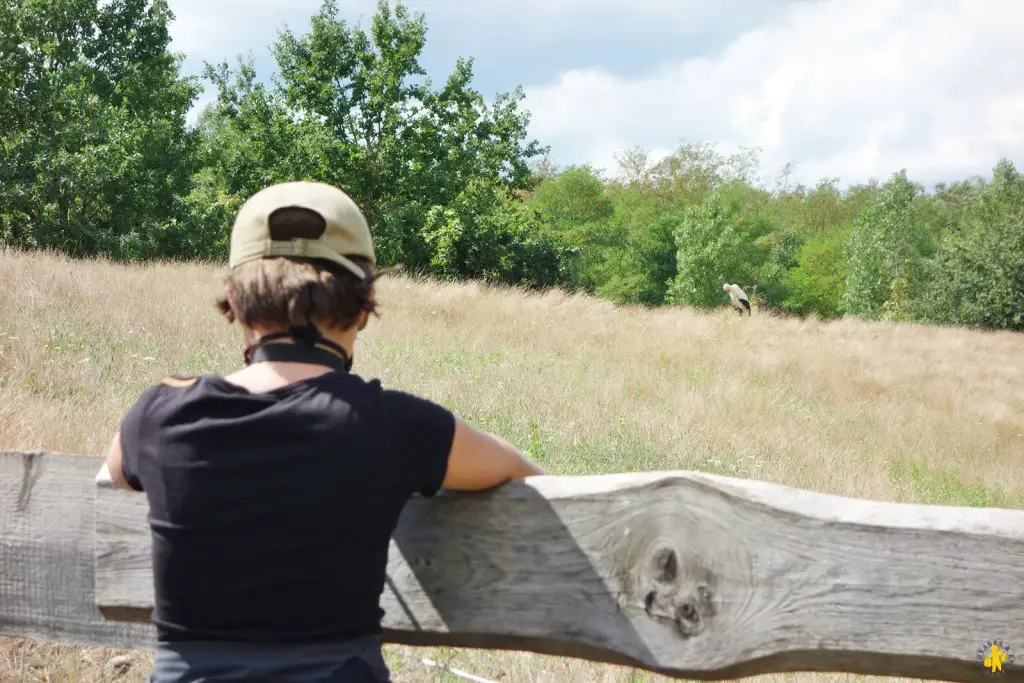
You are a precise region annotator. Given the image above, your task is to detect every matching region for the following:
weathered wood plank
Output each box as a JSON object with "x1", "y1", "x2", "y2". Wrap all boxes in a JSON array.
[
  {"x1": 0, "y1": 451, "x2": 154, "y2": 650},
  {"x1": 94, "y1": 453, "x2": 1024, "y2": 682},
  {"x1": 5, "y1": 451, "x2": 1024, "y2": 682}
]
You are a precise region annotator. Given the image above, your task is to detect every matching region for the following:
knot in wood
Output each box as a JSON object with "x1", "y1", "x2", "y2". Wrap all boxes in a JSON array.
[
  {"x1": 652, "y1": 546, "x2": 678, "y2": 584},
  {"x1": 643, "y1": 582, "x2": 715, "y2": 639},
  {"x1": 641, "y1": 545, "x2": 717, "y2": 639}
]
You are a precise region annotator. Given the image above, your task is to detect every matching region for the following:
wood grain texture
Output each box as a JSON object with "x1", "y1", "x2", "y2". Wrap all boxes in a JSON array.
[
  {"x1": 7, "y1": 451, "x2": 1024, "y2": 682},
  {"x1": 0, "y1": 451, "x2": 154, "y2": 650}
]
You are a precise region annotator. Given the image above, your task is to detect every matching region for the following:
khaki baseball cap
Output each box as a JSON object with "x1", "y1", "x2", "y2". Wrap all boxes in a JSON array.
[{"x1": 228, "y1": 180, "x2": 375, "y2": 279}]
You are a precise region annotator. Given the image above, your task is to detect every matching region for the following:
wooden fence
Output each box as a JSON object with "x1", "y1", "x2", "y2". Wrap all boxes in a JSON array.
[{"x1": 2, "y1": 450, "x2": 1023, "y2": 682}]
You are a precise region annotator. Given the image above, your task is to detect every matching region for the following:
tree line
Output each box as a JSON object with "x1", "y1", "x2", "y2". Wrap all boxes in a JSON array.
[{"x1": 2, "y1": 0, "x2": 1022, "y2": 331}]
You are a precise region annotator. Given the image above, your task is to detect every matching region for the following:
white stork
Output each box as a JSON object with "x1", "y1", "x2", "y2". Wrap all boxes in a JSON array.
[{"x1": 722, "y1": 283, "x2": 751, "y2": 316}]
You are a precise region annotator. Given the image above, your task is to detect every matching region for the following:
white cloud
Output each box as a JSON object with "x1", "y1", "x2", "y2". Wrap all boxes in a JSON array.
[
  {"x1": 168, "y1": 0, "x2": 792, "y2": 126},
  {"x1": 167, "y1": 0, "x2": 369, "y2": 60},
  {"x1": 166, "y1": 0, "x2": 785, "y2": 66},
  {"x1": 522, "y1": 0, "x2": 1024, "y2": 188},
  {"x1": 400, "y1": 0, "x2": 782, "y2": 33},
  {"x1": 167, "y1": 0, "x2": 375, "y2": 123}
]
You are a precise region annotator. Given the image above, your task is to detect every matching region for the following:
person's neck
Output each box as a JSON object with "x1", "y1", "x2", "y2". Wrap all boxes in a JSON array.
[
  {"x1": 247, "y1": 325, "x2": 356, "y2": 361},
  {"x1": 224, "y1": 324, "x2": 358, "y2": 393}
]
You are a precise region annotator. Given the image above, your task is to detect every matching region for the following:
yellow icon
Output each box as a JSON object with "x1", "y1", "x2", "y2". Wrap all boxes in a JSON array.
[
  {"x1": 978, "y1": 640, "x2": 1015, "y2": 674},
  {"x1": 985, "y1": 643, "x2": 1008, "y2": 673}
]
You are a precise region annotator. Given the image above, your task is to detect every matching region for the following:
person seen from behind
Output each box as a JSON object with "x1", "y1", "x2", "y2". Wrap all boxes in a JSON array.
[{"x1": 103, "y1": 180, "x2": 547, "y2": 683}]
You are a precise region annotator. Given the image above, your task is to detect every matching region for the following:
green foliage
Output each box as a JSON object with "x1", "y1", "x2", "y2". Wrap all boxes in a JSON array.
[
  {"x1": 422, "y1": 178, "x2": 570, "y2": 288},
  {"x1": 664, "y1": 182, "x2": 776, "y2": 309},
  {"x1": 595, "y1": 212, "x2": 678, "y2": 306},
  {"x1": 918, "y1": 159, "x2": 1024, "y2": 331},
  {"x1": 192, "y1": 0, "x2": 548, "y2": 272},
  {"x1": 840, "y1": 170, "x2": 932, "y2": 320},
  {"x1": 752, "y1": 228, "x2": 801, "y2": 305},
  {"x1": 665, "y1": 190, "x2": 744, "y2": 308},
  {"x1": 527, "y1": 165, "x2": 615, "y2": 292},
  {"x1": 0, "y1": 0, "x2": 1020, "y2": 332},
  {"x1": 530, "y1": 165, "x2": 614, "y2": 240},
  {"x1": 782, "y1": 227, "x2": 852, "y2": 318},
  {"x1": 0, "y1": 0, "x2": 201, "y2": 259}
]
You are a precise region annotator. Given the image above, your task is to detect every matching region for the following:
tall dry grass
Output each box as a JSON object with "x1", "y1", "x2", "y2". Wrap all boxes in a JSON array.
[{"x1": 1, "y1": 246, "x2": 1022, "y2": 682}]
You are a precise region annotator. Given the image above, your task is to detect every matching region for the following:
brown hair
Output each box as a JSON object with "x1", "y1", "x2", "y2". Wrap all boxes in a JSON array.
[{"x1": 214, "y1": 256, "x2": 380, "y2": 333}]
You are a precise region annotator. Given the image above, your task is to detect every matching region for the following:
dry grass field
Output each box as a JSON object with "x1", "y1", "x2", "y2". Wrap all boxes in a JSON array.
[{"x1": 1, "y1": 245, "x2": 1022, "y2": 682}]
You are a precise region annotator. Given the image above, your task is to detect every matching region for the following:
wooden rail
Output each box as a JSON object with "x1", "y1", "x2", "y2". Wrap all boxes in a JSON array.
[{"x1": 2, "y1": 450, "x2": 1023, "y2": 682}]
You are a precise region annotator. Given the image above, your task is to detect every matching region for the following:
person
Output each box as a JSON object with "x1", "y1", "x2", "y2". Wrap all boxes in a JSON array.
[{"x1": 102, "y1": 180, "x2": 546, "y2": 683}]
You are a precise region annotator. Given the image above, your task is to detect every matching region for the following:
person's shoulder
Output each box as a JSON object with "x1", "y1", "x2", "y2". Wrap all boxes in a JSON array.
[
  {"x1": 131, "y1": 374, "x2": 213, "y2": 414},
  {"x1": 377, "y1": 385, "x2": 455, "y2": 424},
  {"x1": 299, "y1": 372, "x2": 391, "y2": 413},
  {"x1": 120, "y1": 375, "x2": 200, "y2": 442},
  {"x1": 314, "y1": 371, "x2": 384, "y2": 398},
  {"x1": 160, "y1": 375, "x2": 200, "y2": 389},
  {"x1": 376, "y1": 382, "x2": 435, "y2": 405},
  {"x1": 129, "y1": 375, "x2": 196, "y2": 403},
  {"x1": 320, "y1": 374, "x2": 418, "y2": 411},
  {"x1": 147, "y1": 374, "x2": 208, "y2": 401}
]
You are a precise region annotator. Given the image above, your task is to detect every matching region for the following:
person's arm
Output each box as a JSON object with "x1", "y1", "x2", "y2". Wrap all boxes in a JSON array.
[
  {"x1": 441, "y1": 417, "x2": 546, "y2": 491},
  {"x1": 102, "y1": 429, "x2": 141, "y2": 492},
  {"x1": 383, "y1": 389, "x2": 545, "y2": 497},
  {"x1": 101, "y1": 384, "x2": 160, "y2": 493}
]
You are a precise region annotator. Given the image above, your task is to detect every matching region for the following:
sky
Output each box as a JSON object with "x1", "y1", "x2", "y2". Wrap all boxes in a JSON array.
[{"x1": 165, "y1": 0, "x2": 1024, "y2": 190}]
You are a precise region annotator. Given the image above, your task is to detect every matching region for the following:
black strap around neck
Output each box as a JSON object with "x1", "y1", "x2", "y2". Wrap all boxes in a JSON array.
[{"x1": 243, "y1": 326, "x2": 352, "y2": 374}]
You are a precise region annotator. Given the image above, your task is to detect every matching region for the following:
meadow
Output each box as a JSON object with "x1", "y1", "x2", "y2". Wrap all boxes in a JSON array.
[{"x1": 1, "y1": 246, "x2": 1022, "y2": 682}]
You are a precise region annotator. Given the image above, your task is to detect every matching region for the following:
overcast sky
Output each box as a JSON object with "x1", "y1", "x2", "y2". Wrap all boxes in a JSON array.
[{"x1": 165, "y1": 0, "x2": 1024, "y2": 189}]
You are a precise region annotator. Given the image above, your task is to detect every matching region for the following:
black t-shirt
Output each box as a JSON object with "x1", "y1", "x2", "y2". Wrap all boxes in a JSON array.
[{"x1": 117, "y1": 371, "x2": 456, "y2": 644}]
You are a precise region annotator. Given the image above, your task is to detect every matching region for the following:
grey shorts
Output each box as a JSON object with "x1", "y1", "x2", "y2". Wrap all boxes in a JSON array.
[{"x1": 148, "y1": 635, "x2": 392, "y2": 683}]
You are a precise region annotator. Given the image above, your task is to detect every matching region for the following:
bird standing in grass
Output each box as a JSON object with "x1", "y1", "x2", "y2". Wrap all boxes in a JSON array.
[{"x1": 723, "y1": 283, "x2": 751, "y2": 316}]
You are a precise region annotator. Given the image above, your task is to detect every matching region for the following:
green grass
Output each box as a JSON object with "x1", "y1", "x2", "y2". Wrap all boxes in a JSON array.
[
  {"x1": 3, "y1": 247, "x2": 1023, "y2": 683},
  {"x1": 889, "y1": 457, "x2": 1024, "y2": 509}
]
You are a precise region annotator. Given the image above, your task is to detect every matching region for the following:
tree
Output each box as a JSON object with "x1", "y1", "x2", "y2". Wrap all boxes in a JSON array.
[
  {"x1": 840, "y1": 170, "x2": 931, "y2": 320},
  {"x1": 530, "y1": 166, "x2": 614, "y2": 234},
  {"x1": 422, "y1": 178, "x2": 570, "y2": 288},
  {"x1": 204, "y1": 0, "x2": 549, "y2": 270},
  {"x1": 919, "y1": 159, "x2": 1024, "y2": 331},
  {"x1": 666, "y1": 188, "x2": 751, "y2": 309},
  {"x1": 528, "y1": 165, "x2": 615, "y2": 291},
  {"x1": 783, "y1": 227, "x2": 852, "y2": 319},
  {"x1": 0, "y1": 0, "x2": 201, "y2": 259},
  {"x1": 594, "y1": 212, "x2": 678, "y2": 307}
]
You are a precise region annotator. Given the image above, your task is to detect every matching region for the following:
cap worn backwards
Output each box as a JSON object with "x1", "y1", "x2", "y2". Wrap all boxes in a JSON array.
[{"x1": 228, "y1": 180, "x2": 376, "y2": 279}]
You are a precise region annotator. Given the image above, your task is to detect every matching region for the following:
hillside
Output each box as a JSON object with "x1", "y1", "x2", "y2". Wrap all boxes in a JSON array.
[{"x1": 2, "y1": 246, "x2": 1022, "y2": 682}]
